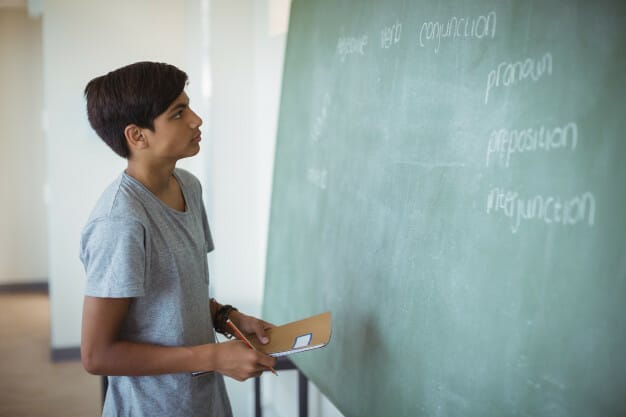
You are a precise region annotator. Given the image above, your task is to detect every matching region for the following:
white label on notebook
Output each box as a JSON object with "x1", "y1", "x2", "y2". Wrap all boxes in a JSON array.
[{"x1": 293, "y1": 333, "x2": 312, "y2": 349}]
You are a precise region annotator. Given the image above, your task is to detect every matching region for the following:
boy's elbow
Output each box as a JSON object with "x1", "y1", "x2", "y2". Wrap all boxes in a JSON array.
[{"x1": 81, "y1": 344, "x2": 105, "y2": 375}]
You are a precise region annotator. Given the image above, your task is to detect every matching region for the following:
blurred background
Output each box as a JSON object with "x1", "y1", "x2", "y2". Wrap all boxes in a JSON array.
[{"x1": 0, "y1": 0, "x2": 342, "y2": 415}]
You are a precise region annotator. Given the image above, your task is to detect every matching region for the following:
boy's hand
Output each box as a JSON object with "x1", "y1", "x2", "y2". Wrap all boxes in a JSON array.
[
  {"x1": 230, "y1": 311, "x2": 274, "y2": 345},
  {"x1": 214, "y1": 340, "x2": 277, "y2": 381}
]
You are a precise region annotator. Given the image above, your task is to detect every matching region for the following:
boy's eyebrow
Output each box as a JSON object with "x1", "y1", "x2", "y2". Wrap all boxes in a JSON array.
[{"x1": 167, "y1": 102, "x2": 188, "y2": 114}]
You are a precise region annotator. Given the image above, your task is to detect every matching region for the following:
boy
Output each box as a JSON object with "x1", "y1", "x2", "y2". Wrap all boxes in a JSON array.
[{"x1": 80, "y1": 61, "x2": 277, "y2": 416}]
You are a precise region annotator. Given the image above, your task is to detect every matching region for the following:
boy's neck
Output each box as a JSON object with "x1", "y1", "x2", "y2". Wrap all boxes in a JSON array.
[
  {"x1": 125, "y1": 160, "x2": 178, "y2": 198},
  {"x1": 125, "y1": 161, "x2": 186, "y2": 212}
]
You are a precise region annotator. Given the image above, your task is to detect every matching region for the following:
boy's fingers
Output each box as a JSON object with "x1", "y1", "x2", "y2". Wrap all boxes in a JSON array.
[
  {"x1": 259, "y1": 354, "x2": 277, "y2": 368},
  {"x1": 254, "y1": 320, "x2": 274, "y2": 344},
  {"x1": 255, "y1": 328, "x2": 269, "y2": 344}
]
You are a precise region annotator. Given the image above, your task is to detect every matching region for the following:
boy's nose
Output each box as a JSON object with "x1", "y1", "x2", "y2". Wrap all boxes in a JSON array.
[{"x1": 189, "y1": 109, "x2": 202, "y2": 128}]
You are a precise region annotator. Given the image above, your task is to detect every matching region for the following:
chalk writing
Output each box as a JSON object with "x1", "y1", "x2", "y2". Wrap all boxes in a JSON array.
[
  {"x1": 485, "y1": 52, "x2": 553, "y2": 104},
  {"x1": 418, "y1": 11, "x2": 496, "y2": 54},
  {"x1": 486, "y1": 122, "x2": 578, "y2": 167},
  {"x1": 311, "y1": 92, "x2": 332, "y2": 143},
  {"x1": 307, "y1": 168, "x2": 327, "y2": 190},
  {"x1": 486, "y1": 188, "x2": 595, "y2": 233},
  {"x1": 336, "y1": 35, "x2": 368, "y2": 62},
  {"x1": 381, "y1": 20, "x2": 402, "y2": 49}
]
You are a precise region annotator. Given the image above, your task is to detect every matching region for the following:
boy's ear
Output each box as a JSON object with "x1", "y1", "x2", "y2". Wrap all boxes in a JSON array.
[{"x1": 124, "y1": 124, "x2": 148, "y2": 151}]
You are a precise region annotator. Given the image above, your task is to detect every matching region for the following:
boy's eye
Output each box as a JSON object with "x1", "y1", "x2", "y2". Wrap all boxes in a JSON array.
[{"x1": 173, "y1": 110, "x2": 183, "y2": 119}]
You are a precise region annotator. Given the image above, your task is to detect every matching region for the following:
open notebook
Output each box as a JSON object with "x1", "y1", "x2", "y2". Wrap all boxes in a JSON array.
[{"x1": 251, "y1": 312, "x2": 332, "y2": 357}]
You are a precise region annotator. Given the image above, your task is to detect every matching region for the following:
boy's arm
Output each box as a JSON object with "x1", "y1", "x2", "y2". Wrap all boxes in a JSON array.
[{"x1": 81, "y1": 296, "x2": 276, "y2": 380}]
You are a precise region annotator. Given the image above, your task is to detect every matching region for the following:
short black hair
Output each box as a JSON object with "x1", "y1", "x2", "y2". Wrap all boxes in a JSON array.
[{"x1": 84, "y1": 61, "x2": 188, "y2": 158}]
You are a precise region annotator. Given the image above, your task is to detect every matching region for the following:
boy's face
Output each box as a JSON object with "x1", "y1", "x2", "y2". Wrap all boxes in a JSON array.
[{"x1": 141, "y1": 91, "x2": 202, "y2": 162}]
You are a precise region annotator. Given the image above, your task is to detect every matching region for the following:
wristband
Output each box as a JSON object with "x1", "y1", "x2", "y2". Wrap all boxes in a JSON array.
[{"x1": 214, "y1": 304, "x2": 238, "y2": 338}]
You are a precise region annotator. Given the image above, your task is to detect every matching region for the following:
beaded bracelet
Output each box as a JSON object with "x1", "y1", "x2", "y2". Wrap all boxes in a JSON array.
[{"x1": 214, "y1": 303, "x2": 238, "y2": 339}]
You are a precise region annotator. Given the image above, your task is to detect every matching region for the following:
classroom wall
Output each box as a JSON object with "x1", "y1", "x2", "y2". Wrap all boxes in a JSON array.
[{"x1": 0, "y1": 8, "x2": 47, "y2": 285}]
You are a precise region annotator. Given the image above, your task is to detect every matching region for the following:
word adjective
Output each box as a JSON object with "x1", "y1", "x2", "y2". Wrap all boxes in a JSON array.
[
  {"x1": 486, "y1": 122, "x2": 578, "y2": 168},
  {"x1": 486, "y1": 188, "x2": 595, "y2": 234},
  {"x1": 418, "y1": 11, "x2": 496, "y2": 54},
  {"x1": 307, "y1": 167, "x2": 328, "y2": 190},
  {"x1": 336, "y1": 35, "x2": 368, "y2": 62},
  {"x1": 311, "y1": 93, "x2": 332, "y2": 143},
  {"x1": 485, "y1": 52, "x2": 553, "y2": 104},
  {"x1": 381, "y1": 20, "x2": 402, "y2": 49}
]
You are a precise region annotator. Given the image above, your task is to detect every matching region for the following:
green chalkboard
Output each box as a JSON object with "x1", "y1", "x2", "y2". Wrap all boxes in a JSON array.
[{"x1": 263, "y1": 1, "x2": 626, "y2": 416}]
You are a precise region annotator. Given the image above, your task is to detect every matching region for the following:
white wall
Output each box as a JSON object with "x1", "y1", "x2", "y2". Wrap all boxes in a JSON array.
[
  {"x1": 208, "y1": 0, "x2": 260, "y2": 312},
  {"x1": 210, "y1": 1, "x2": 343, "y2": 416},
  {"x1": 0, "y1": 9, "x2": 47, "y2": 285},
  {"x1": 41, "y1": 0, "x2": 195, "y2": 349},
  {"x1": 207, "y1": 2, "x2": 272, "y2": 414}
]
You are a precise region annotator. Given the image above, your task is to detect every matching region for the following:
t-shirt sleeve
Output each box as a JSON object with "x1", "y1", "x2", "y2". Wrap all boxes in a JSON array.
[
  {"x1": 200, "y1": 200, "x2": 215, "y2": 254},
  {"x1": 80, "y1": 217, "x2": 147, "y2": 298}
]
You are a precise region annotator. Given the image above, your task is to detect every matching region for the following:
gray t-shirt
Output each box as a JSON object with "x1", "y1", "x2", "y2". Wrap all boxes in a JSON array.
[{"x1": 80, "y1": 168, "x2": 232, "y2": 417}]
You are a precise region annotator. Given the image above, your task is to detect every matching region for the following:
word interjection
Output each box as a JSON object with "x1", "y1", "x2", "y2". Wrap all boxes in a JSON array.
[{"x1": 486, "y1": 188, "x2": 595, "y2": 233}]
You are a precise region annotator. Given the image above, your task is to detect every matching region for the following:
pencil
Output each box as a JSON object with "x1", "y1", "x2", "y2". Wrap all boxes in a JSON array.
[{"x1": 226, "y1": 319, "x2": 278, "y2": 376}]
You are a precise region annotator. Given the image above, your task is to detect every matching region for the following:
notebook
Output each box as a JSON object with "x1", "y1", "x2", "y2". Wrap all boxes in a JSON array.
[{"x1": 251, "y1": 311, "x2": 332, "y2": 357}]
